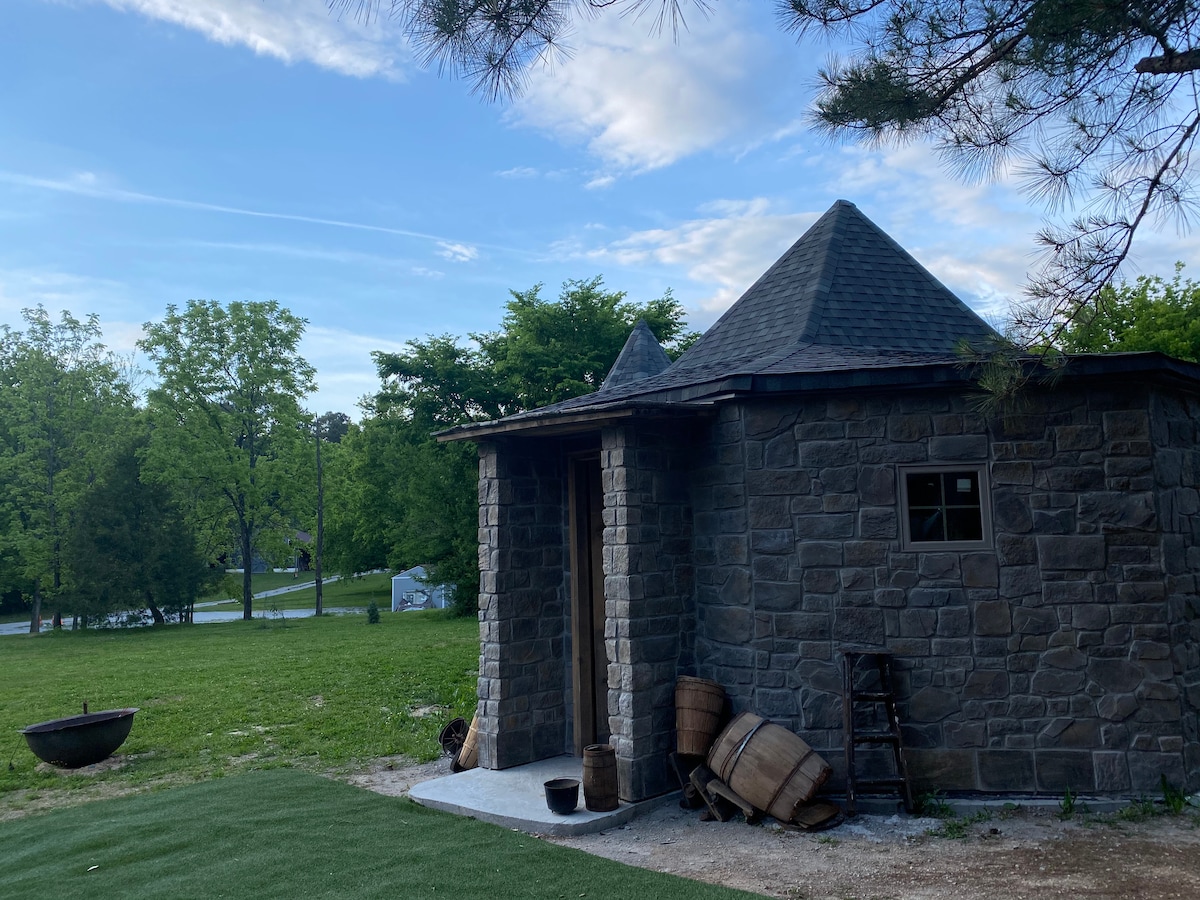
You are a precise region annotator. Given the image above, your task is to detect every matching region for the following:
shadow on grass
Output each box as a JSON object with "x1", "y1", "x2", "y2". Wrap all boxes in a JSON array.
[{"x1": 0, "y1": 769, "x2": 758, "y2": 899}]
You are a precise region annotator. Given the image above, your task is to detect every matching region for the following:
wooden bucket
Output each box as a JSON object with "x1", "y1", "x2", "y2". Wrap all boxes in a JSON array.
[
  {"x1": 456, "y1": 713, "x2": 479, "y2": 771},
  {"x1": 582, "y1": 743, "x2": 619, "y2": 811},
  {"x1": 707, "y1": 712, "x2": 831, "y2": 824},
  {"x1": 675, "y1": 676, "x2": 726, "y2": 756}
]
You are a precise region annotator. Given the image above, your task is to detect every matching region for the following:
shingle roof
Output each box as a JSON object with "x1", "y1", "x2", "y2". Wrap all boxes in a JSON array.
[
  {"x1": 439, "y1": 200, "x2": 1004, "y2": 437},
  {"x1": 600, "y1": 320, "x2": 673, "y2": 390}
]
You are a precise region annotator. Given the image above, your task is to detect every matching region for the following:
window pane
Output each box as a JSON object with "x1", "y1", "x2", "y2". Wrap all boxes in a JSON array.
[
  {"x1": 942, "y1": 472, "x2": 980, "y2": 505},
  {"x1": 945, "y1": 508, "x2": 984, "y2": 541},
  {"x1": 906, "y1": 472, "x2": 942, "y2": 507},
  {"x1": 909, "y1": 508, "x2": 945, "y2": 542}
]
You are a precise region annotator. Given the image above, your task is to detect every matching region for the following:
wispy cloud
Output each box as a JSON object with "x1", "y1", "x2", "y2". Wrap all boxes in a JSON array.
[
  {"x1": 92, "y1": 0, "x2": 407, "y2": 78},
  {"x1": 436, "y1": 241, "x2": 478, "y2": 262},
  {"x1": 569, "y1": 198, "x2": 816, "y2": 321},
  {"x1": 0, "y1": 168, "x2": 497, "y2": 254}
]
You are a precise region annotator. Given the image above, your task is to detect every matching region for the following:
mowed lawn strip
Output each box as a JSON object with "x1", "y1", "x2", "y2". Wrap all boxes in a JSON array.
[
  {"x1": 1, "y1": 612, "x2": 478, "y2": 806},
  {"x1": 202, "y1": 571, "x2": 395, "y2": 613},
  {"x1": 0, "y1": 769, "x2": 761, "y2": 900}
]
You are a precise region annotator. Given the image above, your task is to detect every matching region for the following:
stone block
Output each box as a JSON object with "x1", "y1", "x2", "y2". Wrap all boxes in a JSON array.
[
  {"x1": 1128, "y1": 751, "x2": 1187, "y2": 793},
  {"x1": 938, "y1": 607, "x2": 971, "y2": 638},
  {"x1": 798, "y1": 542, "x2": 842, "y2": 566},
  {"x1": 833, "y1": 607, "x2": 885, "y2": 645},
  {"x1": 930, "y1": 435, "x2": 988, "y2": 460},
  {"x1": 1037, "y1": 535, "x2": 1106, "y2": 569},
  {"x1": 1087, "y1": 658, "x2": 1144, "y2": 693},
  {"x1": 907, "y1": 749, "x2": 977, "y2": 792},
  {"x1": 1093, "y1": 752, "x2": 1131, "y2": 792},
  {"x1": 899, "y1": 609, "x2": 938, "y2": 637},
  {"x1": 857, "y1": 467, "x2": 895, "y2": 505},
  {"x1": 992, "y1": 461, "x2": 1035, "y2": 485},
  {"x1": 963, "y1": 669, "x2": 1009, "y2": 699},
  {"x1": 1036, "y1": 750, "x2": 1096, "y2": 791},
  {"x1": 795, "y1": 514, "x2": 854, "y2": 540},
  {"x1": 977, "y1": 750, "x2": 1035, "y2": 791},
  {"x1": 754, "y1": 581, "x2": 801, "y2": 612},
  {"x1": 1073, "y1": 604, "x2": 1110, "y2": 630},
  {"x1": 974, "y1": 600, "x2": 1012, "y2": 636},
  {"x1": 1042, "y1": 646, "x2": 1087, "y2": 669},
  {"x1": 1056, "y1": 425, "x2": 1103, "y2": 451},
  {"x1": 1104, "y1": 410, "x2": 1150, "y2": 440},
  {"x1": 705, "y1": 605, "x2": 754, "y2": 644},
  {"x1": 859, "y1": 507, "x2": 899, "y2": 539},
  {"x1": 1013, "y1": 606, "x2": 1057, "y2": 635},
  {"x1": 992, "y1": 490, "x2": 1034, "y2": 533},
  {"x1": 962, "y1": 553, "x2": 999, "y2": 588},
  {"x1": 1031, "y1": 670, "x2": 1085, "y2": 695},
  {"x1": 944, "y1": 721, "x2": 987, "y2": 748},
  {"x1": 908, "y1": 686, "x2": 961, "y2": 722}
]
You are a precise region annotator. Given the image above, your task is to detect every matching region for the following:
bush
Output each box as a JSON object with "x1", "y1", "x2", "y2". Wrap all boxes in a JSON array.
[{"x1": 367, "y1": 600, "x2": 380, "y2": 624}]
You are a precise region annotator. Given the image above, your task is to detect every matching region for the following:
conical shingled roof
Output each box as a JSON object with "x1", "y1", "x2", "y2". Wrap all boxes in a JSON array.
[
  {"x1": 600, "y1": 320, "x2": 672, "y2": 391},
  {"x1": 670, "y1": 199, "x2": 995, "y2": 379},
  {"x1": 437, "y1": 200, "x2": 1001, "y2": 438}
]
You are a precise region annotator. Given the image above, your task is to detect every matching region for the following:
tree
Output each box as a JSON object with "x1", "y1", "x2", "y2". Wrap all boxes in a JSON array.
[
  {"x1": 140, "y1": 300, "x2": 316, "y2": 619},
  {"x1": 1059, "y1": 263, "x2": 1200, "y2": 360},
  {"x1": 65, "y1": 425, "x2": 209, "y2": 625},
  {"x1": 0, "y1": 307, "x2": 133, "y2": 632},
  {"x1": 341, "y1": 277, "x2": 695, "y2": 612},
  {"x1": 336, "y1": 0, "x2": 1200, "y2": 341}
]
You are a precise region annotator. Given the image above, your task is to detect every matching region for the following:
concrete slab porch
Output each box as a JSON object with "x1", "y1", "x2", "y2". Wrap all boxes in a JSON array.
[{"x1": 408, "y1": 755, "x2": 669, "y2": 836}]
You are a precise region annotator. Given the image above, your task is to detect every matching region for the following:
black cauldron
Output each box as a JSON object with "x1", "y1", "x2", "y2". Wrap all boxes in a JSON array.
[
  {"x1": 20, "y1": 708, "x2": 139, "y2": 768},
  {"x1": 544, "y1": 777, "x2": 579, "y2": 815}
]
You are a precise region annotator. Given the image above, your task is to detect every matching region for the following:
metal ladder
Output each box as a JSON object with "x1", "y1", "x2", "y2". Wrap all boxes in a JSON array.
[{"x1": 841, "y1": 649, "x2": 914, "y2": 816}]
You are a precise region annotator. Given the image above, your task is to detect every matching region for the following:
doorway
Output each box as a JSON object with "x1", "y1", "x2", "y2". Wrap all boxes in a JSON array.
[{"x1": 569, "y1": 454, "x2": 609, "y2": 753}]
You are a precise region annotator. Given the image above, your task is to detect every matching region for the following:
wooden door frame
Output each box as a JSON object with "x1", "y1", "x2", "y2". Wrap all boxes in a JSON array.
[{"x1": 567, "y1": 452, "x2": 607, "y2": 754}]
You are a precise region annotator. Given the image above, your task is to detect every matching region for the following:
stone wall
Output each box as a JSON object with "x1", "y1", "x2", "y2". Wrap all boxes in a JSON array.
[
  {"x1": 1154, "y1": 389, "x2": 1200, "y2": 789},
  {"x1": 601, "y1": 422, "x2": 696, "y2": 800},
  {"x1": 475, "y1": 439, "x2": 570, "y2": 770},
  {"x1": 690, "y1": 381, "x2": 1200, "y2": 794}
]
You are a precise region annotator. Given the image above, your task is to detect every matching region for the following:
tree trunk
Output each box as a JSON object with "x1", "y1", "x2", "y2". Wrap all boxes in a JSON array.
[
  {"x1": 52, "y1": 610, "x2": 62, "y2": 630},
  {"x1": 315, "y1": 423, "x2": 324, "y2": 617},
  {"x1": 242, "y1": 531, "x2": 254, "y2": 620},
  {"x1": 29, "y1": 580, "x2": 41, "y2": 635},
  {"x1": 146, "y1": 590, "x2": 166, "y2": 625}
]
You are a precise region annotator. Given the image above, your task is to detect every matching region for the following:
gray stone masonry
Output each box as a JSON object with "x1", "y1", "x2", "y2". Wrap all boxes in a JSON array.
[
  {"x1": 690, "y1": 383, "x2": 1199, "y2": 794},
  {"x1": 601, "y1": 423, "x2": 695, "y2": 801},
  {"x1": 475, "y1": 439, "x2": 569, "y2": 770}
]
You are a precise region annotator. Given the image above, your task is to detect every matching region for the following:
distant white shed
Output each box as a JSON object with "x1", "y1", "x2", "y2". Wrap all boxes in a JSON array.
[{"x1": 390, "y1": 566, "x2": 450, "y2": 611}]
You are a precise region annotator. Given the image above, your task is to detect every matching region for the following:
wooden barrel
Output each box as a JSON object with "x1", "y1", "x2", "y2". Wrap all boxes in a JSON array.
[
  {"x1": 707, "y1": 712, "x2": 831, "y2": 824},
  {"x1": 675, "y1": 676, "x2": 726, "y2": 756},
  {"x1": 456, "y1": 713, "x2": 479, "y2": 771},
  {"x1": 582, "y1": 743, "x2": 619, "y2": 811}
]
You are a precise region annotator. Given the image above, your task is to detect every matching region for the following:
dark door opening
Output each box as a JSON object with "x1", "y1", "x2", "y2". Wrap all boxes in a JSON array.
[{"x1": 569, "y1": 454, "x2": 609, "y2": 753}]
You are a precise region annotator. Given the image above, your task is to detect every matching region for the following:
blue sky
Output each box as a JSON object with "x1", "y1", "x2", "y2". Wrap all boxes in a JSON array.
[{"x1": 3, "y1": 0, "x2": 1198, "y2": 417}]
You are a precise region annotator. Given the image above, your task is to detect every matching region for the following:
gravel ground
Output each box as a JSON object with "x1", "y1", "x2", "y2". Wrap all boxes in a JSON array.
[{"x1": 349, "y1": 757, "x2": 1200, "y2": 900}]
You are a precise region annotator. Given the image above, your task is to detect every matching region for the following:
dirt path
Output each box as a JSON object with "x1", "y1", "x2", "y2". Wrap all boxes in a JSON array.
[{"x1": 350, "y1": 758, "x2": 1200, "y2": 900}]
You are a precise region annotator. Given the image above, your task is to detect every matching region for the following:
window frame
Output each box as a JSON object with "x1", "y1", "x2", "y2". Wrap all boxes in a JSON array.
[{"x1": 898, "y1": 464, "x2": 993, "y2": 551}]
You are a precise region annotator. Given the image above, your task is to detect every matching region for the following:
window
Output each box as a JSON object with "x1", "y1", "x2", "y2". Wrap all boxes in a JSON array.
[{"x1": 900, "y1": 466, "x2": 991, "y2": 549}]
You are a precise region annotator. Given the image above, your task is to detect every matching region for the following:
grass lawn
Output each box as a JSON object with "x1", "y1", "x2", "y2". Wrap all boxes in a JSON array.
[
  {"x1": 1, "y1": 611, "x2": 478, "y2": 811},
  {"x1": 0, "y1": 770, "x2": 759, "y2": 900},
  {"x1": 204, "y1": 571, "x2": 395, "y2": 613}
]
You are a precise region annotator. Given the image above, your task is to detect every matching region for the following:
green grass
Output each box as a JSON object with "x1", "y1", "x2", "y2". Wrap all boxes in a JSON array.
[
  {"x1": 0, "y1": 611, "x2": 478, "y2": 810},
  {"x1": 0, "y1": 769, "x2": 759, "y2": 900},
  {"x1": 203, "y1": 572, "x2": 394, "y2": 613},
  {"x1": 200, "y1": 569, "x2": 358, "y2": 602}
]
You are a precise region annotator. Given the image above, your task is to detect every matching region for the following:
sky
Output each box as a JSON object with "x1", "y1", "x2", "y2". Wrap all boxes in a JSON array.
[{"x1": 3, "y1": 0, "x2": 1198, "y2": 418}]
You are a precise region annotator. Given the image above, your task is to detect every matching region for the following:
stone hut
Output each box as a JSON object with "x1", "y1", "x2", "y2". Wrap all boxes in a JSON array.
[{"x1": 440, "y1": 200, "x2": 1200, "y2": 801}]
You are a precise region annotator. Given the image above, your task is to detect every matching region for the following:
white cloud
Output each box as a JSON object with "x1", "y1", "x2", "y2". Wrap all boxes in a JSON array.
[
  {"x1": 497, "y1": 166, "x2": 540, "y2": 179},
  {"x1": 511, "y1": 9, "x2": 770, "y2": 176},
  {"x1": 574, "y1": 198, "x2": 817, "y2": 321},
  {"x1": 89, "y1": 0, "x2": 406, "y2": 78},
  {"x1": 436, "y1": 241, "x2": 478, "y2": 262}
]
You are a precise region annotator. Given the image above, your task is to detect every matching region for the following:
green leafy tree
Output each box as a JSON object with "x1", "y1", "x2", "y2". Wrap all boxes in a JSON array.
[
  {"x1": 340, "y1": 277, "x2": 694, "y2": 613},
  {"x1": 139, "y1": 300, "x2": 316, "y2": 619},
  {"x1": 0, "y1": 307, "x2": 133, "y2": 632},
  {"x1": 65, "y1": 425, "x2": 210, "y2": 625},
  {"x1": 337, "y1": 0, "x2": 1200, "y2": 338},
  {"x1": 1059, "y1": 264, "x2": 1200, "y2": 361}
]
